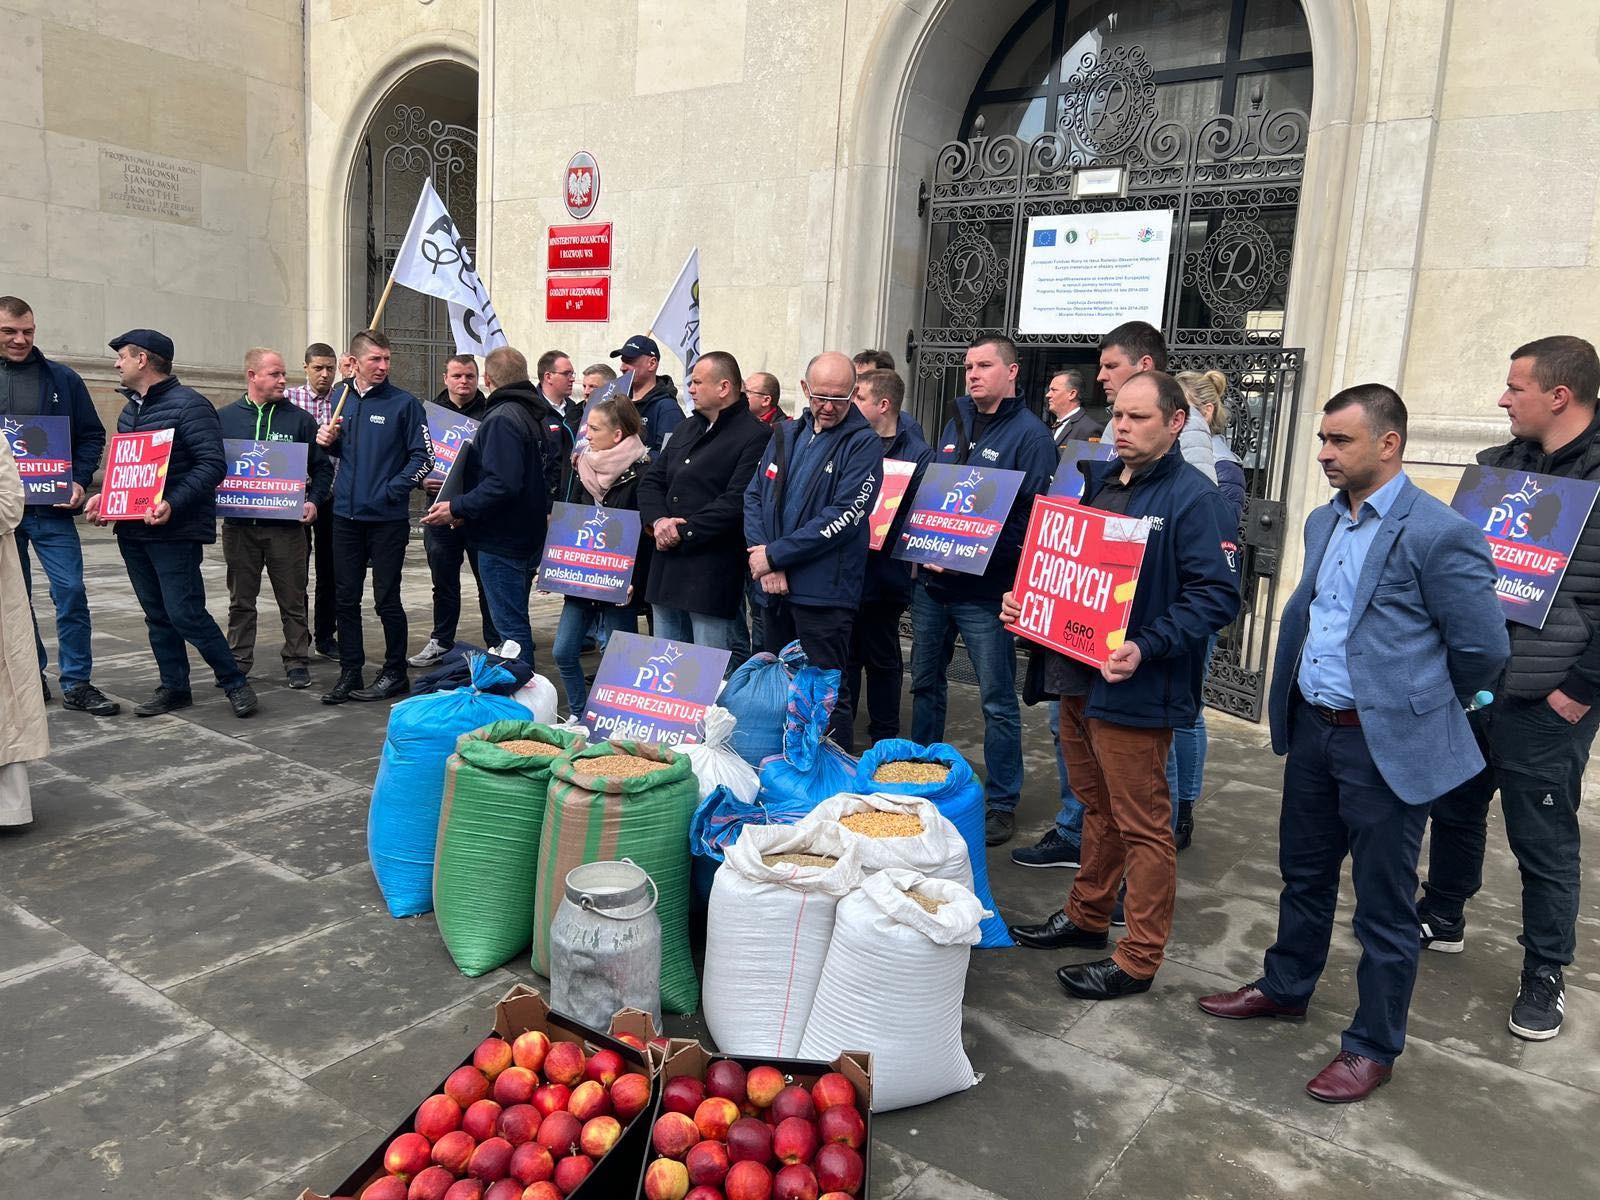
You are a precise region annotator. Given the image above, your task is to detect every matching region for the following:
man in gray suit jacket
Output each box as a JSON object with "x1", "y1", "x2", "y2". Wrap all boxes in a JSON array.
[{"x1": 1198, "y1": 384, "x2": 1508, "y2": 1103}]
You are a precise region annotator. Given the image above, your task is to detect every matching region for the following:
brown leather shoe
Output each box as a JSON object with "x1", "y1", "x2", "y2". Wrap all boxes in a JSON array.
[
  {"x1": 1306, "y1": 1051, "x2": 1392, "y2": 1103},
  {"x1": 1197, "y1": 985, "x2": 1307, "y2": 1021}
]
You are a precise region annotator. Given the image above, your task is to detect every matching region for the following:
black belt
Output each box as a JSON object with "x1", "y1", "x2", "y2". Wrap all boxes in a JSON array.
[{"x1": 1299, "y1": 692, "x2": 1360, "y2": 727}]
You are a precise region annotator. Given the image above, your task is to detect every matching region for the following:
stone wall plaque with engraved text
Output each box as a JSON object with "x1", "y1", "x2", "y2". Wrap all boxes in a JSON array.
[{"x1": 99, "y1": 147, "x2": 202, "y2": 226}]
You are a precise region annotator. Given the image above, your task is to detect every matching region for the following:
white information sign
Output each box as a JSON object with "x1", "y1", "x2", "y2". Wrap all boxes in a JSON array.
[{"x1": 1017, "y1": 209, "x2": 1176, "y2": 335}]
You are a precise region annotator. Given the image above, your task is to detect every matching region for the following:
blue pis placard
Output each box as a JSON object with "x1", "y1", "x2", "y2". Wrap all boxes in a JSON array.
[
  {"x1": 1048, "y1": 441, "x2": 1117, "y2": 502},
  {"x1": 217, "y1": 439, "x2": 308, "y2": 519},
  {"x1": 891, "y1": 462, "x2": 1027, "y2": 575},
  {"x1": 1450, "y1": 464, "x2": 1600, "y2": 629},
  {"x1": 2, "y1": 415, "x2": 73, "y2": 505},
  {"x1": 425, "y1": 401, "x2": 480, "y2": 484},
  {"x1": 582, "y1": 631, "x2": 731, "y2": 746},
  {"x1": 538, "y1": 501, "x2": 642, "y2": 604}
]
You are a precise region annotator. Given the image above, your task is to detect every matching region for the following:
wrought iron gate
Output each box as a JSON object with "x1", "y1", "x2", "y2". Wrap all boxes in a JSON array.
[{"x1": 911, "y1": 46, "x2": 1308, "y2": 720}]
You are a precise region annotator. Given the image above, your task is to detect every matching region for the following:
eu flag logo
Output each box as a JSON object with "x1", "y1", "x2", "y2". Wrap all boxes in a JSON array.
[{"x1": 1034, "y1": 229, "x2": 1057, "y2": 247}]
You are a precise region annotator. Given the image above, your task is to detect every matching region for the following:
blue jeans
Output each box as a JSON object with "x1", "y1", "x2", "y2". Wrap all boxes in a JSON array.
[
  {"x1": 476, "y1": 551, "x2": 536, "y2": 667},
  {"x1": 1049, "y1": 700, "x2": 1085, "y2": 839},
  {"x1": 118, "y1": 538, "x2": 245, "y2": 692},
  {"x1": 651, "y1": 605, "x2": 742, "y2": 674},
  {"x1": 14, "y1": 511, "x2": 93, "y2": 687},
  {"x1": 1165, "y1": 634, "x2": 1217, "y2": 831},
  {"x1": 909, "y1": 584, "x2": 1023, "y2": 812},
  {"x1": 554, "y1": 597, "x2": 636, "y2": 714}
]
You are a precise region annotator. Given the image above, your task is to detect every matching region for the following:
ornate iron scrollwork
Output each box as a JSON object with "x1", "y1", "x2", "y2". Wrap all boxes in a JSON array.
[
  {"x1": 1185, "y1": 207, "x2": 1292, "y2": 326},
  {"x1": 927, "y1": 224, "x2": 1008, "y2": 328},
  {"x1": 1059, "y1": 46, "x2": 1158, "y2": 159}
]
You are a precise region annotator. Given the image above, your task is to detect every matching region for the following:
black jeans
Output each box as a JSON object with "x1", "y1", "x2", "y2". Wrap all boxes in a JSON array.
[
  {"x1": 762, "y1": 599, "x2": 855, "y2": 744},
  {"x1": 1423, "y1": 696, "x2": 1600, "y2": 970},
  {"x1": 305, "y1": 504, "x2": 336, "y2": 645},
  {"x1": 423, "y1": 522, "x2": 498, "y2": 647},
  {"x1": 118, "y1": 538, "x2": 246, "y2": 693},
  {"x1": 841, "y1": 599, "x2": 907, "y2": 753},
  {"x1": 332, "y1": 517, "x2": 410, "y2": 675}
]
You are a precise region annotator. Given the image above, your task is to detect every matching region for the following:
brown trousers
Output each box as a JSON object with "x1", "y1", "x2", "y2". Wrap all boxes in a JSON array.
[
  {"x1": 223, "y1": 522, "x2": 311, "y2": 675},
  {"x1": 1059, "y1": 693, "x2": 1177, "y2": 979}
]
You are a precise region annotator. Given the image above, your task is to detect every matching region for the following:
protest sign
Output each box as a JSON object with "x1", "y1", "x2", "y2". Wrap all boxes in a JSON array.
[
  {"x1": 582, "y1": 631, "x2": 730, "y2": 746},
  {"x1": 2, "y1": 415, "x2": 73, "y2": 505},
  {"x1": 1048, "y1": 441, "x2": 1117, "y2": 502},
  {"x1": 892, "y1": 462, "x2": 1025, "y2": 575},
  {"x1": 1010, "y1": 495, "x2": 1152, "y2": 668},
  {"x1": 100, "y1": 429, "x2": 173, "y2": 520},
  {"x1": 538, "y1": 501, "x2": 641, "y2": 604},
  {"x1": 217, "y1": 440, "x2": 308, "y2": 520},
  {"x1": 868, "y1": 458, "x2": 918, "y2": 551},
  {"x1": 1450, "y1": 464, "x2": 1600, "y2": 628},
  {"x1": 425, "y1": 401, "x2": 480, "y2": 484}
]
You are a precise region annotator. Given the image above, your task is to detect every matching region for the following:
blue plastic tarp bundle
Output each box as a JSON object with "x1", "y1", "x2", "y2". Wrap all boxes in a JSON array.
[
  {"x1": 757, "y1": 665, "x2": 858, "y2": 809},
  {"x1": 720, "y1": 640, "x2": 809, "y2": 767}
]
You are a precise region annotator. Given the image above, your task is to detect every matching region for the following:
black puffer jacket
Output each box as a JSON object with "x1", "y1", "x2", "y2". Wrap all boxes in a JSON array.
[{"x1": 110, "y1": 376, "x2": 225, "y2": 543}]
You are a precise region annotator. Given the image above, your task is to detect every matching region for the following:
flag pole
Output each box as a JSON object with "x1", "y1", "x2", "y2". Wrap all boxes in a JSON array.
[{"x1": 328, "y1": 275, "x2": 398, "y2": 424}]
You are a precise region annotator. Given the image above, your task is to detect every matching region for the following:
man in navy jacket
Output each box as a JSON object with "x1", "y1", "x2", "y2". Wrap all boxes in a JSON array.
[
  {"x1": 315, "y1": 330, "x2": 433, "y2": 703},
  {"x1": 0, "y1": 296, "x2": 118, "y2": 715},
  {"x1": 1004, "y1": 371, "x2": 1239, "y2": 1001},
  {"x1": 744, "y1": 351, "x2": 883, "y2": 742}
]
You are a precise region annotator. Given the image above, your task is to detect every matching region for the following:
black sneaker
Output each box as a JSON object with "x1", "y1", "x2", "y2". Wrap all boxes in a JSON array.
[
  {"x1": 286, "y1": 666, "x2": 312, "y2": 690},
  {"x1": 1011, "y1": 827, "x2": 1082, "y2": 869},
  {"x1": 226, "y1": 683, "x2": 259, "y2": 718},
  {"x1": 984, "y1": 810, "x2": 1016, "y2": 846},
  {"x1": 1111, "y1": 880, "x2": 1127, "y2": 927},
  {"x1": 1419, "y1": 909, "x2": 1465, "y2": 954},
  {"x1": 1509, "y1": 966, "x2": 1565, "y2": 1041},
  {"x1": 321, "y1": 669, "x2": 363, "y2": 705},
  {"x1": 61, "y1": 683, "x2": 121, "y2": 716},
  {"x1": 350, "y1": 670, "x2": 408, "y2": 702},
  {"x1": 40, "y1": 674, "x2": 51, "y2": 703},
  {"x1": 134, "y1": 687, "x2": 193, "y2": 717},
  {"x1": 315, "y1": 639, "x2": 340, "y2": 661}
]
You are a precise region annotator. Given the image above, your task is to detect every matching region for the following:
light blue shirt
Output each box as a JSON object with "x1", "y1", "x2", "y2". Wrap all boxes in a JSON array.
[{"x1": 1297, "y1": 471, "x2": 1409, "y2": 709}]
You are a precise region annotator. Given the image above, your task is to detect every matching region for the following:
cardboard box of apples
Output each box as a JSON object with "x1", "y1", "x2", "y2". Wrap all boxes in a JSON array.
[
  {"x1": 639, "y1": 1042, "x2": 872, "y2": 1200},
  {"x1": 299, "y1": 985, "x2": 661, "y2": 1200}
]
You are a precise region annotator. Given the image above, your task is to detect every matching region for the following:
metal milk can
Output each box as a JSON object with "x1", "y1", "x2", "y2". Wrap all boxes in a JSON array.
[{"x1": 548, "y1": 858, "x2": 662, "y2": 1029}]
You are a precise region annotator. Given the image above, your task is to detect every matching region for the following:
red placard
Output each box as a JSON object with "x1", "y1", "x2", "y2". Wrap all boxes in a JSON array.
[
  {"x1": 548, "y1": 222, "x2": 613, "y2": 271},
  {"x1": 546, "y1": 275, "x2": 612, "y2": 322},
  {"x1": 868, "y1": 459, "x2": 918, "y2": 551},
  {"x1": 1010, "y1": 495, "x2": 1151, "y2": 668},
  {"x1": 100, "y1": 429, "x2": 174, "y2": 521}
]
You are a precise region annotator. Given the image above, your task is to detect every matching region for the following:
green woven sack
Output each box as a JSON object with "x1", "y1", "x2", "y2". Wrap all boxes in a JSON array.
[
  {"x1": 532, "y1": 740, "x2": 701, "y2": 1013},
  {"x1": 434, "y1": 721, "x2": 585, "y2": 976}
]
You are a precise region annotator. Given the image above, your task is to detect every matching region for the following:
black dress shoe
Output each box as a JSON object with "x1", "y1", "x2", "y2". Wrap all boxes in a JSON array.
[
  {"x1": 350, "y1": 670, "x2": 408, "y2": 701},
  {"x1": 1175, "y1": 813, "x2": 1194, "y2": 851},
  {"x1": 1009, "y1": 910, "x2": 1108, "y2": 950},
  {"x1": 316, "y1": 639, "x2": 340, "y2": 660},
  {"x1": 1057, "y1": 957, "x2": 1153, "y2": 1000},
  {"x1": 61, "y1": 683, "x2": 121, "y2": 716},
  {"x1": 41, "y1": 674, "x2": 51, "y2": 703},
  {"x1": 985, "y1": 809, "x2": 1015, "y2": 846},
  {"x1": 226, "y1": 683, "x2": 259, "y2": 717},
  {"x1": 321, "y1": 669, "x2": 364, "y2": 705},
  {"x1": 134, "y1": 686, "x2": 193, "y2": 717}
]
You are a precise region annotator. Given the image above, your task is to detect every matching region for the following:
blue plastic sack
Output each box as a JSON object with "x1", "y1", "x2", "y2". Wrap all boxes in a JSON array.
[
  {"x1": 757, "y1": 666, "x2": 858, "y2": 810},
  {"x1": 855, "y1": 739, "x2": 1013, "y2": 948},
  {"x1": 368, "y1": 655, "x2": 531, "y2": 917},
  {"x1": 688, "y1": 783, "x2": 817, "y2": 905},
  {"x1": 721, "y1": 640, "x2": 809, "y2": 767}
]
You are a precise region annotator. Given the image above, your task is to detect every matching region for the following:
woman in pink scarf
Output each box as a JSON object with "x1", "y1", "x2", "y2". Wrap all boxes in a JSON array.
[{"x1": 553, "y1": 395, "x2": 652, "y2": 715}]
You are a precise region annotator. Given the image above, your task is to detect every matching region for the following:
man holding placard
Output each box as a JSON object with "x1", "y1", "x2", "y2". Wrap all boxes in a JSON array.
[{"x1": 218, "y1": 348, "x2": 333, "y2": 689}]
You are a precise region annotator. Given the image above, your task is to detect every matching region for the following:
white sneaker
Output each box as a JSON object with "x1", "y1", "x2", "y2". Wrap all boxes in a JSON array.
[{"x1": 407, "y1": 638, "x2": 450, "y2": 667}]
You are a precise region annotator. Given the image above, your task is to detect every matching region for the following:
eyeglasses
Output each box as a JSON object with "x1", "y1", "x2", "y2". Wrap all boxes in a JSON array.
[
  {"x1": 553, "y1": 369, "x2": 576, "y2": 377},
  {"x1": 747, "y1": 389, "x2": 771, "y2": 398},
  {"x1": 809, "y1": 393, "x2": 853, "y2": 408}
]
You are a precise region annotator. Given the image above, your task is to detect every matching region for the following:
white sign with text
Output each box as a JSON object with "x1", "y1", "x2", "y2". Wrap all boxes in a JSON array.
[{"x1": 1017, "y1": 209, "x2": 1175, "y2": 335}]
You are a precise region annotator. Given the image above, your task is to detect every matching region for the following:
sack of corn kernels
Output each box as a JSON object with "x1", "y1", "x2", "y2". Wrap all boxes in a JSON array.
[
  {"x1": 703, "y1": 823, "x2": 863, "y2": 1058},
  {"x1": 798, "y1": 792, "x2": 971, "y2": 892},
  {"x1": 799, "y1": 868, "x2": 986, "y2": 1111}
]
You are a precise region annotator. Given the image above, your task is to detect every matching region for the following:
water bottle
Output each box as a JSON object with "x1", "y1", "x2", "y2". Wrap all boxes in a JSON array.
[{"x1": 1465, "y1": 690, "x2": 1494, "y2": 712}]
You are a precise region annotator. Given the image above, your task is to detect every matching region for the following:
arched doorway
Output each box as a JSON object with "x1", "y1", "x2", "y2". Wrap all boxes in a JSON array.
[
  {"x1": 913, "y1": 0, "x2": 1314, "y2": 719},
  {"x1": 345, "y1": 61, "x2": 478, "y2": 397}
]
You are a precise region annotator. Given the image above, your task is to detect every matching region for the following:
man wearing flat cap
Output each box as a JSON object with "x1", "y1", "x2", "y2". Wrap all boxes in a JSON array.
[
  {"x1": 611, "y1": 334, "x2": 683, "y2": 453},
  {"x1": 86, "y1": 330, "x2": 258, "y2": 718}
]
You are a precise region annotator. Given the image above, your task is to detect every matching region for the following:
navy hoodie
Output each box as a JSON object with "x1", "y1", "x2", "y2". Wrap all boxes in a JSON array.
[
  {"x1": 325, "y1": 378, "x2": 433, "y2": 522},
  {"x1": 450, "y1": 381, "x2": 549, "y2": 560},
  {"x1": 217, "y1": 395, "x2": 334, "y2": 525},
  {"x1": 862, "y1": 417, "x2": 934, "y2": 606},
  {"x1": 0, "y1": 349, "x2": 105, "y2": 515}
]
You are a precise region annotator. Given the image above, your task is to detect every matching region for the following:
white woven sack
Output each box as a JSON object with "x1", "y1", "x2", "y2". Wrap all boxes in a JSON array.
[
  {"x1": 514, "y1": 673, "x2": 560, "y2": 724},
  {"x1": 703, "y1": 823, "x2": 864, "y2": 1057},
  {"x1": 799, "y1": 792, "x2": 974, "y2": 890},
  {"x1": 678, "y1": 706, "x2": 761, "y2": 803},
  {"x1": 798, "y1": 869, "x2": 986, "y2": 1111}
]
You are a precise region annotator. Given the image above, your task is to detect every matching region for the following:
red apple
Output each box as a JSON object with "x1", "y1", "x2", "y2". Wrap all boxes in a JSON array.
[
  {"x1": 578, "y1": 1115, "x2": 622, "y2": 1158},
  {"x1": 566, "y1": 1079, "x2": 611, "y2": 1121},
  {"x1": 661, "y1": 1076, "x2": 706, "y2": 1117},
  {"x1": 686, "y1": 1189, "x2": 723, "y2": 1200},
  {"x1": 534, "y1": 1110, "x2": 583, "y2": 1160},
  {"x1": 441, "y1": 1182, "x2": 482, "y2": 1200},
  {"x1": 583, "y1": 1048, "x2": 624, "y2": 1086},
  {"x1": 810, "y1": 1074, "x2": 856, "y2": 1115},
  {"x1": 617, "y1": 1032, "x2": 647, "y2": 1052},
  {"x1": 684, "y1": 1139, "x2": 730, "y2": 1188},
  {"x1": 386, "y1": 1132, "x2": 434, "y2": 1181},
  {"x1": 415, "y1": 1093, "x2": 463, "y2": 1143},
  {"x1": 643, "y1": 1158, "x2": 690, "y2": 1200},
  {"x1": 726, "y1": 1117, "x2": 773, "y2": 1165},
  {"x1": 408, "y1": 1166, "x2": 455, "y2": 1200},
  {"x1": 775, "y1": 1164, "x2": 819, "y2": 1200},
  {"x1": 445, "y1": 1066, "x2": 492, "y2": 1109},
  {"x1": 705, "y1": 1059, "x2": 747, "y2": 1103},
  {"x1": 651, "y1": 1111, "x2": 701, "y2": 1160},
  {"x1": 463, "y1": 1100, "x2": 504, "y2": 1143},
  {"x1": 494, "y1": 1067, "x2": 539, "y2": 1107},
  {"x1": 542, "y1": 1041, "x2": 586, "y2": 1087},
  {"x1": 816, "y1": 1105, "x2": 865, "y2": 1150},
  {"x1": 609, "y1": 1072, "x2": 652, "y2": 1122},
  {"x1": 498, "y1": 1104, "x2": 541, "y2": 1147},
  {"x1": 468, "y1": 1137, "x2": 514, "y2": 1183},
  {"x1": 431, "y1": 1130, "x2": 476, "y2": 1175},
  {"x1": 510, "y1": 1141, "x2": 556, "y2": 1187},
  {"x1": 813, "y1": 1145, "x2": 863, "y2": 1196},
  {"x1": 521, "y1": 1184, "x2": 562, "y2": 1200},
  {"x1": 364, "y1": 1179, "x2": 409, "y2": 1200},
  {"x1": 770, "y1": 1086, "x2": 814, "y2": 1125},
  {"x1": 532, "y1": 1083, "x2": 572, "y2": 1118},
  {"x1": 511, "y1": 1030, "x2": 551, "y2": 1073},
  {"x1": 483, "y1": 1182, "x2": 523, "y2": 1200},
  {"x1": 745, "y1": 1064, "x2": 786, "y2": 1108},
  {"x1": 773, "y1": 1116, "x2": 817, "y2": 1166},
  {"x1": 818, "y1": 1195, "x2": 853, "y2": 1200},
  {"x1": 473, "y1": 1037, "x2": 514, "y2": 1081},
  {"x1": 551, "y1": 1153, "x2": 593, "y2": 1195},
  {"x1": 725, "y1": 1159, "x2": 774, "y2": 1200},
  {"x1": 694, "y1": 1096, "x2": 740, "y2": 1142}
]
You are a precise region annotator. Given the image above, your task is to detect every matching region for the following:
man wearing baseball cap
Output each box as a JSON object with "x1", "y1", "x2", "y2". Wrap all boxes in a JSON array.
[
  {"x1": 86, "y1": 330, "x2": 258, "y2": 718},
  {"x1": 610, "y1": 334, "x2": 683, "y2": 452}
]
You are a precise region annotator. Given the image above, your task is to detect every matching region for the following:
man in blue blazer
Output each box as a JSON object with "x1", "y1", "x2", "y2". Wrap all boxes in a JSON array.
[{"x1": 1199, "y1": 384, "x2": 1508, "y2": 1102}]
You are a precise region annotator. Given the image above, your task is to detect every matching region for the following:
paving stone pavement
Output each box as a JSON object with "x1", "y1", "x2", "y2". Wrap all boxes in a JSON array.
[{"x1": 2, "y1": 528, "x2": 1596, "y2": 1199}]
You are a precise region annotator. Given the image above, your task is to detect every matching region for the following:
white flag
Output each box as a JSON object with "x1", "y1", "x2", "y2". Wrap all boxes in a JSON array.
[
  {"x1": 391, "y1": 181, "x2": 508, "y2": 357},
  {"x1": 651, "y1": 247, "x2": 701, "y2": 386}
]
